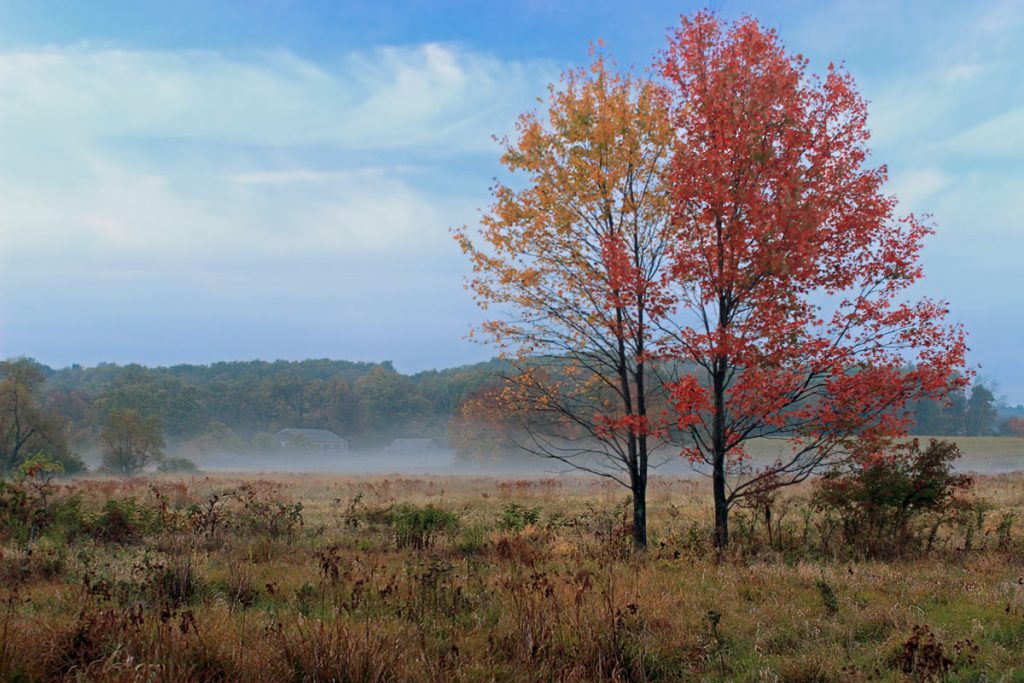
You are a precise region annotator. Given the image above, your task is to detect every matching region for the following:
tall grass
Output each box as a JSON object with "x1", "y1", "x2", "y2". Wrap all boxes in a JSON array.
[{"x1": 1, "y1": 472, "x2": 1023, "y2": 680}]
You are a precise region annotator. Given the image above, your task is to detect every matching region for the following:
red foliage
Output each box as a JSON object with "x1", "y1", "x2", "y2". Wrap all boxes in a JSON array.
[{"x1": 656, "y1": 14, "x2": 968, "y2": 514}]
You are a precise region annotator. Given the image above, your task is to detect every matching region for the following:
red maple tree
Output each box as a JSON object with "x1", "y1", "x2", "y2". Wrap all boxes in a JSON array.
[{"x1": 657, "y1": 13, "x2": 969, "y2": 546}]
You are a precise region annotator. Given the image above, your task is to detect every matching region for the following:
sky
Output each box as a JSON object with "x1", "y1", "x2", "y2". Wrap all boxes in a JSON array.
[{"x1": 0, "y1": 0, "x2": 1021, "y2": 401}]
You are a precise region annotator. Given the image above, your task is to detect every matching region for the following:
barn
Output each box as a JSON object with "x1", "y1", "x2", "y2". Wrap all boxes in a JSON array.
[{"x1": 275, "y1": 428, "x2": 348, "y2": 450}]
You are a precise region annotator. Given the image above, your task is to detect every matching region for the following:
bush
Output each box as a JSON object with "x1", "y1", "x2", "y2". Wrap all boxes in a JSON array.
[
  {"x1": 17, "y1": 455, "x2": 65, "y2": 484},
  {"x1": 89, "y1": 497, "x2": 162, "y2": 544},
  {"x1": 0, "y1": 477, "x2": 85, "y2": 543},
  {"x1": 498, "y1": 502, "x2": 541, "y2": 532},
  {"x1": 236, "y1": 484, "x2": 304, "y2": 537},
  {"x1": 388, "y1": 504, "x2": 459, "y2": 550},
  {"x1": 456, "y1": 524, "x2": 488, "y2": 554},
  {"x1": 0, "y1": 481, "x2": 30, "y2": 542},
  {"x1": 814, "y1": 439, "x2": 973, "y2": 556},
  {"x1": 157, "y1": 457, "x2": 198, "y2": 474}
]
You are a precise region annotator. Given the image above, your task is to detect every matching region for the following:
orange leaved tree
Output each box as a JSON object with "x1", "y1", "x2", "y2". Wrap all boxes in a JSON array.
[
  {"x1": 454, "y1": 53, "x2": 676, "y2": 549},
  {"x1": 657, "y1": 14, "x2": 969, "y2": 547}
]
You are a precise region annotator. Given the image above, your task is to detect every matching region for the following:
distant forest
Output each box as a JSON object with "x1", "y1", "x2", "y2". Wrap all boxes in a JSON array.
[
  {"x1": 1, "y1": 357, "x2": 1021, "y2": 473},
  {"x1": 35, "y1": 358, "x2": 509, "y2": 454}
]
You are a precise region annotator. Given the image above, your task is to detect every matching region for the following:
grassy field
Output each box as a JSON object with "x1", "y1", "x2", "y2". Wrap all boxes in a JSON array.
[
  {"x1": 933, "y1": 437, "x2": 1024, "y2": 470},
  {"x1": 737, "y1": 436, "x2": 1024, "y2": 474},
  {"x1": 2, "y1": 471, "x2": 1024, "y2": 681}
]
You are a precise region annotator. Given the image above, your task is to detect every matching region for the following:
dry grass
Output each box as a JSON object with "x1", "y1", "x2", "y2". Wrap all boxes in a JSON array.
[
  {"x1": 739, "y1": 436, "x2": 1024, "y2": 473},
  {"x1": 2, "y1": 472, "x2": 1024, "y2": 681}
]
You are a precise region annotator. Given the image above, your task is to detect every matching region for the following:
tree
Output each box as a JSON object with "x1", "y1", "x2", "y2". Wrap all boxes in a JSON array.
[
  {"x1": 448, "y1": 382, "x2": 520, "y2": 461},
  {"x1": 943, "y1": 387, "x2": 968, "y2": 436},
  {"x1": 99, "y1": 409, "x2": 166, "y2": 477},
  {"x1": 1002, "y1": 416, "x2": 1024, "y2": 437},
  {"x1": 455, "y1": 52, "x2": 677, "y2": 549},
  {"x1": 303, "y1": 378, "x2": 357, "y2": 436},
  {"x1": 908, "y1": 386, "x2": 966, "y2": 436},
  {"x1": 187, "y1": 420, "x2": 246, "y2": 456},
  {"x1": 964, "y1": 384, "x2": 997, "y2": 436},
  {"x1": 354, "y1": 367, "x2": 430, "y2": 441},
  {"x1": 95, "y1": 369, "x2": 203, "y2": 438},
  {"x1": 0, "y1": 358, "x2": 74, "y2": 478},
  {"x1": 658, "y1": 14, "x2": 968, "y2": 547}
]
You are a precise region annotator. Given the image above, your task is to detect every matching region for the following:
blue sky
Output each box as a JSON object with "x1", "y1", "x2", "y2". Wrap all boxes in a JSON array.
[{"x1": 0, "y1": 1, "x2": 1021, "y2": 401}]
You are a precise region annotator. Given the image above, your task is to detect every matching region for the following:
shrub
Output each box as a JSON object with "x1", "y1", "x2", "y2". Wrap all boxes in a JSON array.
[
  {"x1": 387, "y1": 504, "x2": 459, "y2": 550},
  {"x1": 0, "y1": 542, "x2": 66, "y2": 584},
  {"x1": 814, "y1": 439, "x2": 973, "y2": 556},
  {"x1": 0, "y1": 481, "x2": 30, "y2": 541},
  {"x1": 236, "y1": 484, "x2": 304, "y2": 537},
  {"x1": 456, "y1": 524, "x2": 488, "y2": 554},
  {"x1": 89, "y1": 497, "x2": 162, "y2": 544},
  {"x1": 158, "y1": 457, "x2": 199, "y2": 474},
  {"x1": 0, "y1": 478, "x2": 85, "y2": 543},
  {"x1": 16, "y1": 455, "x2": 65, "y2": 484},
  {"x1": 894, "y1": 624, "x2": 978, "y2": 680},
  {"x1": 498, "y1": 502, "x2": 541, "y2": 532}
]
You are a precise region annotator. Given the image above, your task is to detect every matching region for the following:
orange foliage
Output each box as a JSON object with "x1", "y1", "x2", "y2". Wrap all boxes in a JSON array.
[{"x1": 453, "y1": 49, "x2": 677, "y2": 479}]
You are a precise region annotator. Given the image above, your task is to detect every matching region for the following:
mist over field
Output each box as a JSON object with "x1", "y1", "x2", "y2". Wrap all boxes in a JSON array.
[{"x1": 138, "y1": 438, "x2": 1024, "y2": 477}]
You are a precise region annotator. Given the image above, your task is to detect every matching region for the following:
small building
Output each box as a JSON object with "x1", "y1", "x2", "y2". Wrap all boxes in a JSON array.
[
  {"x1": 384, "y1": 438, "x2": 442, "y2": 455},
  {"x1": 275, "y1": 428, "x2": 348, "y2": 450}
]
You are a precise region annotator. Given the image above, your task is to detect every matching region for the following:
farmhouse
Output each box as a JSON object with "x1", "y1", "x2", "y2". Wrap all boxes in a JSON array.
[{"x1": 275, "y1": 428, "x2": 348, "y2": 450}]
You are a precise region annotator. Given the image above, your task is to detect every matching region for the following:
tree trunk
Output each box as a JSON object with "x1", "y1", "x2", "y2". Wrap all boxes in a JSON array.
[
  {"x1": 632, "y1": 357, "x2": 649, "y2": 551},
  {"x1": 631, "y1": 461, "x2": 648, "y2": 550},
  {"x1": 713, "y1": 451, "x2": 729, "y2": 548},
  {"x1": 710, "y1": 220, "x2": 732, "y2": 549}
]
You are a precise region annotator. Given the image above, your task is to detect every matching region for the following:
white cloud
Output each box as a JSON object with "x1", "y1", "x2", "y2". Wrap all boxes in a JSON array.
[
  {"x1": 227, "y1": 170, "x2": 356, "y2": 185},
  {"x1": 942, "y1": 108, "x2": 1024, "y2": 160},
  {"x1": 889, "y1": 168, "x2": 955, "y2": 208},
  {"x1": 0, "y1": 43, "x2": 551, "y2": 150},
  {"x1": 942, "y1": 62, "x2": 989, "y2": 84},
  {"x1": 0, "y1": 43, "x2": 554, "y2": 267}
]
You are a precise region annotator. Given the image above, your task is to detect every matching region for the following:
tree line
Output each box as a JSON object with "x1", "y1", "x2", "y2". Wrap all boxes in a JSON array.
[
  {"x1": 0, "y1": 356, "x2": 507, "y2": 474},
  {"x1": 1, "y1": 353, "x2": 1016, "y2": 478}
]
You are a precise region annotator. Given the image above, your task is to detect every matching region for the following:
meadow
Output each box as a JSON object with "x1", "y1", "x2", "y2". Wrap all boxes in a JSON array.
[
  {"x1": 3, "y1": 445, "x2": 1024, "y2": 681},
  {"x1": 738, "y1": 436, "x2": 1024, "y2": 475}
]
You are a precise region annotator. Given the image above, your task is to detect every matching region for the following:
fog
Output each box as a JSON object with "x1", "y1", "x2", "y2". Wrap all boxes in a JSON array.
[
  {"x1": 186, "y1": 446, "x2": 696, "y2": 477},
  {"x1": 179, "y1": 441, "x2": 1024, "y2": 477}
]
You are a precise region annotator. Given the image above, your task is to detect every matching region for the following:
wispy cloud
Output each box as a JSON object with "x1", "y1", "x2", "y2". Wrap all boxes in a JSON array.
[
  {"x1": 942, "y1": 108, "x2": 1024, "y2": 160},
  {"x1": 0, "y1": 43, "x2": 554, "y2": 263},
  {"x1": 0, "y1": 43, "x2": 551, "y2": 149}
]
